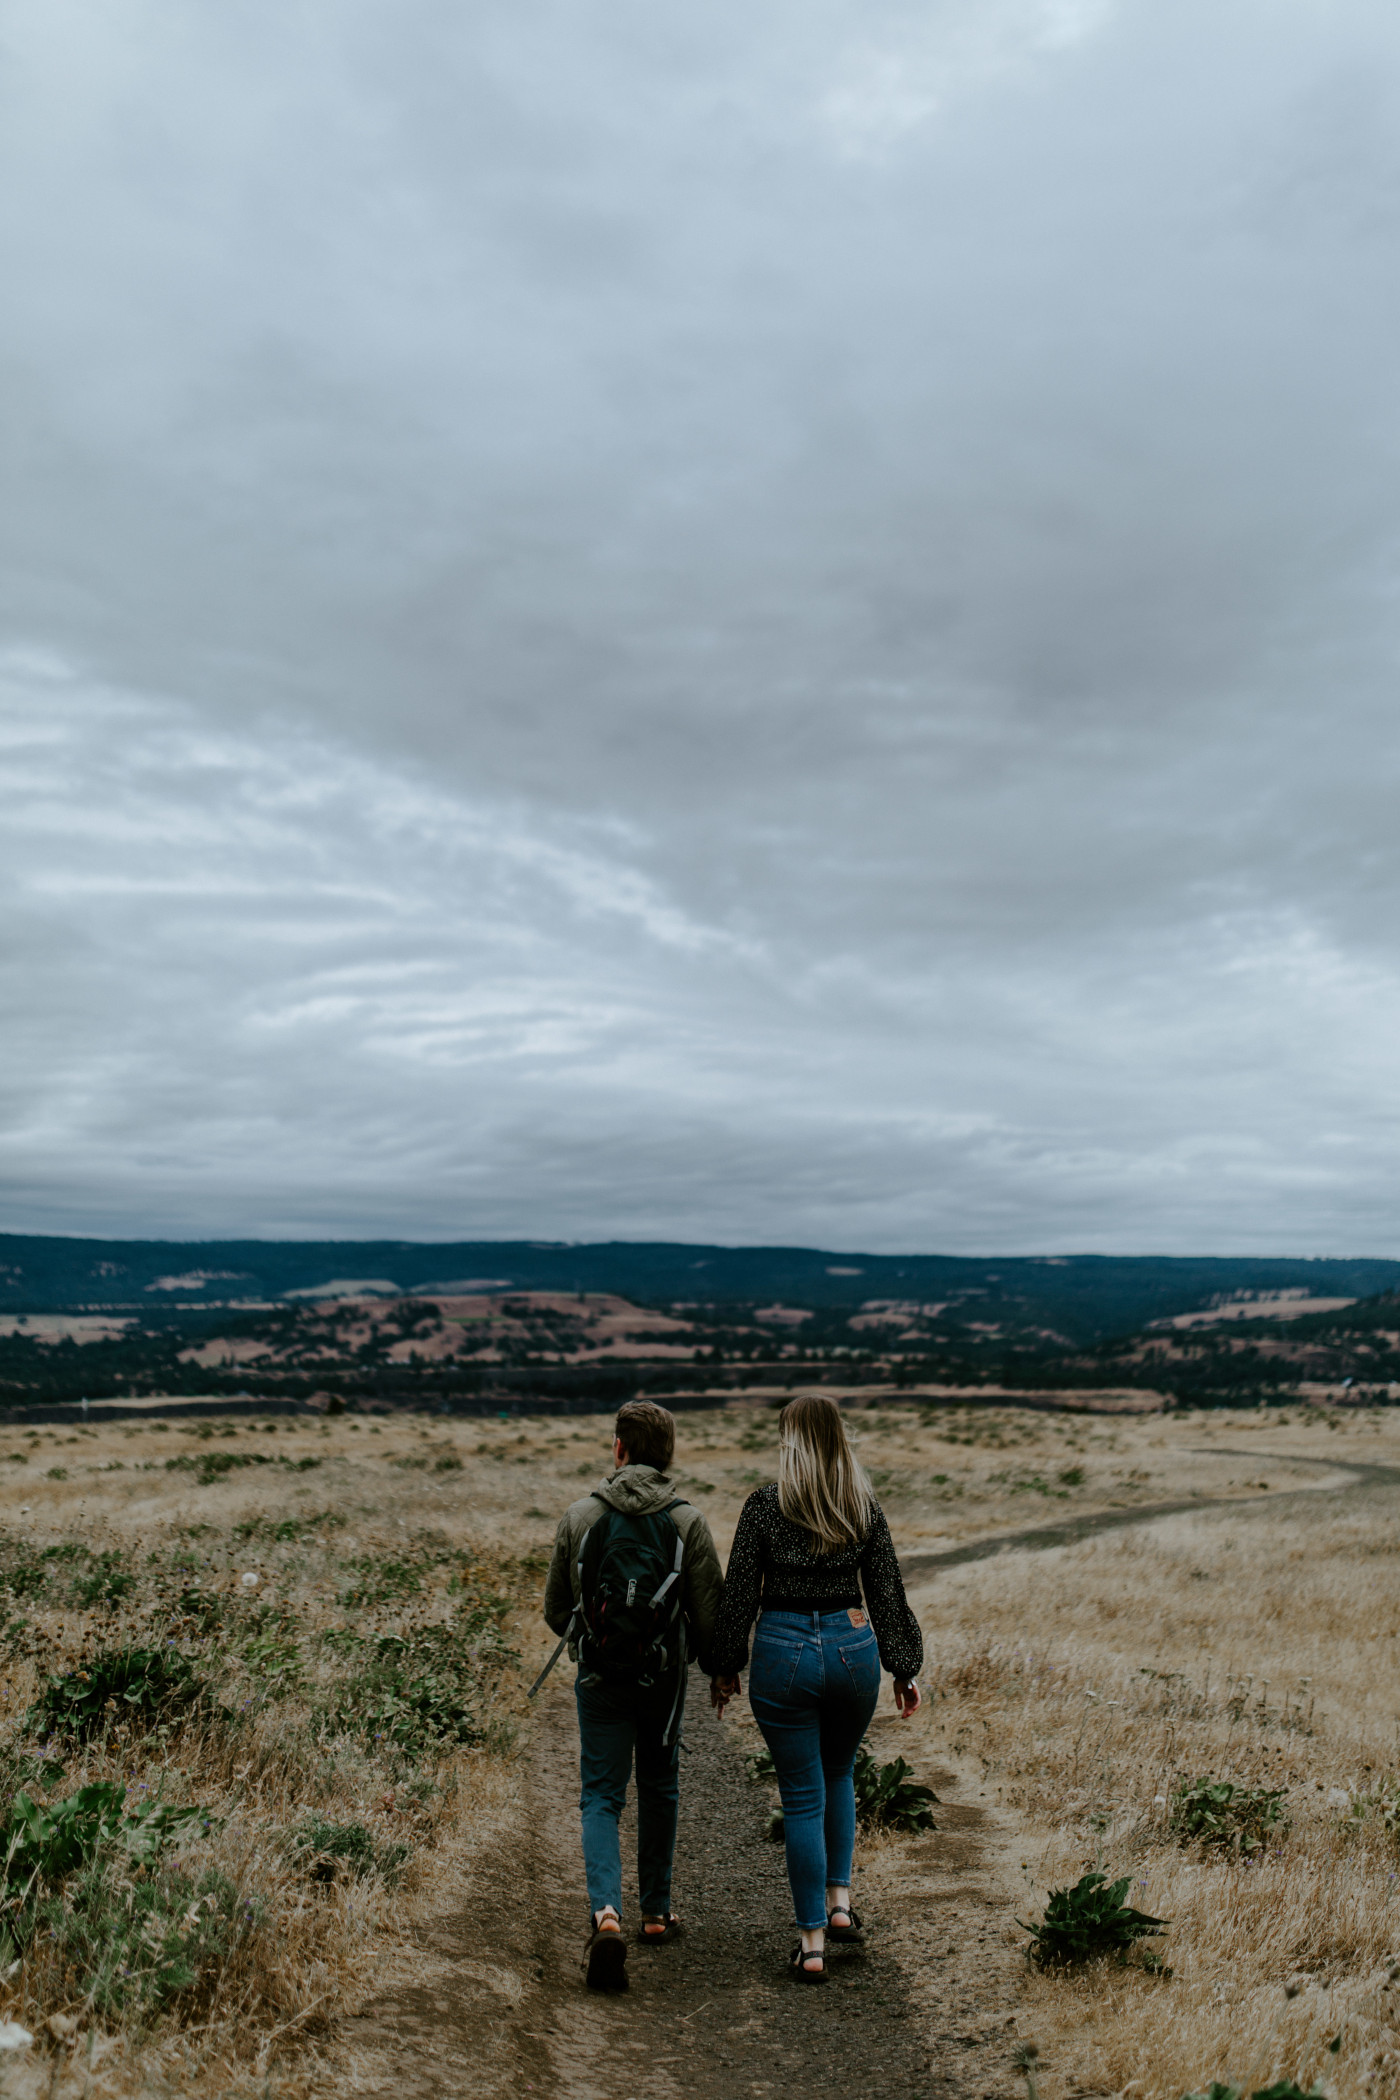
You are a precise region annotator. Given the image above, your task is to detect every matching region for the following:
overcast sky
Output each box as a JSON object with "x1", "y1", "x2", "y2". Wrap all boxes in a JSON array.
[{"x1": 3, "y1": 0, "x2": 1400, "y2": 1255}]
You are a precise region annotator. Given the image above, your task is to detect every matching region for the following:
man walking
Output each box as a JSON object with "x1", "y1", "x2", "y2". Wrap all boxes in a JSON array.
[{"x1": 542, "y1": 1400, "x2": 723, "y2": 1990}]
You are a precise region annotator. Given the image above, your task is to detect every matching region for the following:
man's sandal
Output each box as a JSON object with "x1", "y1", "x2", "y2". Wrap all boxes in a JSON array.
[
  {"x1": 826, "y1": 1906, "x2": 864, "y2": 1944},
  {"x1": 789, "y1": 1943, "x2": 828, "y2": 1982},
  {"x1": 583, "y1": 1912, "x2": 628, "y2": 1991},
  {"x1": 639, "y1": 1913, "x2": 683, "y2": 1944}
]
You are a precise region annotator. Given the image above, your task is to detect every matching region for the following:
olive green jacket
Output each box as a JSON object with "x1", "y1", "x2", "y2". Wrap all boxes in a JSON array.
[{"x1": 543, "y1": 1463, "x2": 724, "y2": 1674}]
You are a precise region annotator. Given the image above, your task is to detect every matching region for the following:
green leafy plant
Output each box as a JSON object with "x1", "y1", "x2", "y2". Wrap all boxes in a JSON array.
[
  {"x1": 853, "y1": 1747, "x2": 939, "y2": 1832},
  {"x1": 70, "y1": 1550, "x2": 134, "y2": 1608},
  {"x1": 290, "y1": 1818, "x2": 408, "y2": 1884},
  {"x1": 32, "y1": 1644, "x2": 209, "y2": 1740},
  {"x1": 3, "y1": 1554, "x2": 53, "y2": 1599},
  {"x1": 167, "y1": 1449, "x2": 266, "y2": 1485},
  {"x1": 1, "y1": 1782, "x2": 205, "y2": 1944},
  {"x1": 32, "y1": 1860, "x2": 254, "y2": 2014},
  {"x1": 1336, "y1": 1779, "x2": 1400, "y2": 1837},
  {"x1": 292, "y1": 1818, "x2": 377, "y2": 1879},
  {"x1": 1171, "y1": 1776, "x2": 1289, "y2": 1854},
  {"x1": 327, "y1": 1614, "x2": 516, "y2": 1751},
  {"x1": 1020, "y1": 1871, "x2": 1168, "y2": 1967},
  {"x1": 747, "y1": 1744, "x2": 938, "y2": 1839},
  {"x1": 165, "y1": 1451, "x2": 319, "y2": 1486},
  {"x1": 241, "y1": 1631, "x2": 302, "y2": 1688},
  {"x1": 338, "y1": 1556, "x2": 424, "y2": 1606}
]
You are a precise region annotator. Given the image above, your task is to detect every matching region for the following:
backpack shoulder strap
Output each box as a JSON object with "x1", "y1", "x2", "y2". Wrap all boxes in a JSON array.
[
  {"x1": 577, "y1": 1498, "x2": 612, "y2": 1557},
  {"x1": 650, "y1": 1511, "x2": 688, "y2": 1606}
]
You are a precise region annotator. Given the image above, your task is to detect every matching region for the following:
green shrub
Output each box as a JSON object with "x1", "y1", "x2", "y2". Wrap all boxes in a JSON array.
[
  {"x1": 326, "y1": 1615, "x2": 516, "y2": 1752},
  {"x1": 747, "y1": 1745, "x2": 938, "y2": 1838},
  {"x1": 290, "y1": 1818, "x2": 408, "y2": 1884},
  {"x1": 852, "y1": 1747, "x2": 939, "y2": 1832},
  {"x1": 32, "y1": 1860, "x2": 254, "y2": 2014},
  {"x1": 2, "y1": 1555, "x2": 53, "y2": 1600},
  {"x1": 70, "y1": 1550, "x2": 135, "y2": 1608},
  {"x1": 292, "y1": 1817, "x2": 377, "y2": 1878},
  {"x1": 167, "y1": 1450, "x2": 264, "y2": 1485},
  {"x1": 1021, "y1": 1871, "x2": 1168, "y2": 1966},
  {"x1": 164, "y1": 1451, "x2": 319, "y2": 1486},
  {"x1": 1171, "y1": 1776, "x2": 1288, "y2": 1854},
  {"x1": 241, "y1": 1631, "x2": 302, "y2": 1689},
  {"x1": 32, "y1": 1645, "x2": 209, "y2": 1740},
  {"x1": 1, "y1": 1782, "x2": 205, "y2": 1947},
  {"x1": 1336, "y1": 1779, "x2": 1400, "y2": 1836},
  {"x1": 338, "y1": 1557, "x2": 424, "y2": 1606}
]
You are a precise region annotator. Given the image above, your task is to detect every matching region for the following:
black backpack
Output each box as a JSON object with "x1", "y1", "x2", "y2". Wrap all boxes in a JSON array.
[{"x1": 575, "y1": 1500, "x2": 689, "y2": 1689}]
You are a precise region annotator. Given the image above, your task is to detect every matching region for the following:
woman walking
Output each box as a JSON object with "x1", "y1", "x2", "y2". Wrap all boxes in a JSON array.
[{"x1": 709, "y1": 1394, "x2": 924, "y2": 1981}]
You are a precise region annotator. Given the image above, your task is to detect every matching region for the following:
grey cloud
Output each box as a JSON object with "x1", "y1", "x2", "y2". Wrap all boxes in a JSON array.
[{"x1": 3, "y1": 1, "x2": 1400, "y2": 1250}]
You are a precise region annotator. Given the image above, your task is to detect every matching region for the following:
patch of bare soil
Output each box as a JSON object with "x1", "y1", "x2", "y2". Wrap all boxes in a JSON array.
[{"x1": 337, "y1": 1674, "x2": 1023, "y2": 2100}]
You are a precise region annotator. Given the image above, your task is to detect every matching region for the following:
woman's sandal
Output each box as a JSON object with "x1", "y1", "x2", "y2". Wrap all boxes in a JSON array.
[
  {"x1": 639, "y1": 1913, "x2": 683, "y2": 1944},
  {"x1": 826, "y1": 1906, "x2": 865, "y2": 1944},
  {"x1": 583, "y1": 1911, "x2": 629, "y2": 1991},
  {"x1": 789, "y1": 1943, "x2": 828, "y2": 1982}
]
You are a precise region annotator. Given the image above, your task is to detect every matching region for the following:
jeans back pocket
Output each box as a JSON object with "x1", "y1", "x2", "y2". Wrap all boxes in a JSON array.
[
  {"x1": 835, "y1": 1630, "x2": 880, "y2": 1703},
  {"x1": 750, "y1": 1633, "x2": 805, "y2": 1703}
]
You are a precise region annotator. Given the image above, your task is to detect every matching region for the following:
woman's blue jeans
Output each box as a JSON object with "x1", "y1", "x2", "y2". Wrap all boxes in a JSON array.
[{"x1": 748, "y1": 1608, "x2": 881, "y2": 1931}]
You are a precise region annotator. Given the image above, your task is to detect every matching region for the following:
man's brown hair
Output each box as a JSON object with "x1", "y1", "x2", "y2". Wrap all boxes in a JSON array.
[{"x1": 614, "y1": 1400, "x2": 675, "y2": 1472}]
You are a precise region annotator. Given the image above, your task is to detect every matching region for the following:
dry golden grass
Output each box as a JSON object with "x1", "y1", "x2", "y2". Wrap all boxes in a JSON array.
[{"x1": 898, "y1": 1405, "x2": 1400, "y2": 2100}]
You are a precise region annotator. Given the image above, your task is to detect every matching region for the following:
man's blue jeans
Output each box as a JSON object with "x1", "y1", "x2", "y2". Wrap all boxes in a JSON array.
[
  {"x1": 575, "y1": 1670, "x2": 683, "y2": 1920},
  {"x1": 748, "y1": 1608, "x2": 881, "y2": 1931}
]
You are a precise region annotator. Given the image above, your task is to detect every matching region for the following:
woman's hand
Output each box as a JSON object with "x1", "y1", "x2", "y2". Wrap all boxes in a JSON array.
[
  {"x1": 710, "y1": 1673, "x2": 740, "y2": 1717},
  {"x1": 894, "y1": 1678, "x2": 921, "y2": 1717}
]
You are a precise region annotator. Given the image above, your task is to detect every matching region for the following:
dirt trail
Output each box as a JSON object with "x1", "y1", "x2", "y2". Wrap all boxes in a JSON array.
[
  {"x1": 900, "y1": 1449, "x2": 1398, "y2": 1579},
  {"x1": 343, "y1": 1675, "x2": 1021, "y2": 2099}
]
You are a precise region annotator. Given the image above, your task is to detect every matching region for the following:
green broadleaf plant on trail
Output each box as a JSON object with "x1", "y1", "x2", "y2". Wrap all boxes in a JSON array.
[
  {"x1": 746, "y1": 1743, "x2": 939, "y2": 1840},
  {"x1": 1020, "y1": 1871, "x2": 1168, "y2": 1967}
]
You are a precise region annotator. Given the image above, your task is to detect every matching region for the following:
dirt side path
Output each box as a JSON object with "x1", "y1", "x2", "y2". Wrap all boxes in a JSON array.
[{"x1": 339, "y1": 1670, "x2": 1022, "y2": 2100}]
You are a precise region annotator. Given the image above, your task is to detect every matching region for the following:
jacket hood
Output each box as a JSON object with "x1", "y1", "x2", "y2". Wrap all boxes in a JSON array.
[{"x1": 593, "y1": 1463, "x2": 679, "y2": 1516}]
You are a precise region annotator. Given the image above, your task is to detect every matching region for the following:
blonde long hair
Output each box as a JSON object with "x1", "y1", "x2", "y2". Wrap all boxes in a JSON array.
[{"x1": 776, "y1": 1393, "x2": 875, "y2": 1553}]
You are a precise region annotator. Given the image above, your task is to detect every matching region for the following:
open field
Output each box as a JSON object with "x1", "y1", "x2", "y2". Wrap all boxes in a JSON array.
[{"x1": 4, "y1": 1398, "x2": 1400, "y2": 2096}]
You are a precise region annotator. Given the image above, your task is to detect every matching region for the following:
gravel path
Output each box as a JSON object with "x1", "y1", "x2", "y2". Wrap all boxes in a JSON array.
[{"x1": 523, "y1": 1676, "x2": 940, "y2": 2098}]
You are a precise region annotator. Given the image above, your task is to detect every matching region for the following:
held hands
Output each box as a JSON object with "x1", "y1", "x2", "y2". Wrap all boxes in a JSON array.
[
  {"x1": 894, "y1": 1678, "x2": 921, "y2": 1717},
  {"x1": 710, "y1": 1674, "x2": 741, "y2": 1717}
]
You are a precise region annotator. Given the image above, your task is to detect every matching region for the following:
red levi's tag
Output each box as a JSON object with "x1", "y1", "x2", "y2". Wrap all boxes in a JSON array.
[{"x1": 847, "y1": 1608, "x2": 867, "y2": 1628}]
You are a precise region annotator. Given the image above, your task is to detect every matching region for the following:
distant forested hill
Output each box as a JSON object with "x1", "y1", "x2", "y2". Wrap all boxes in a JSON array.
[{"x1": 3, "y1": 1234, "x2": 1399, "y2": 1346}]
